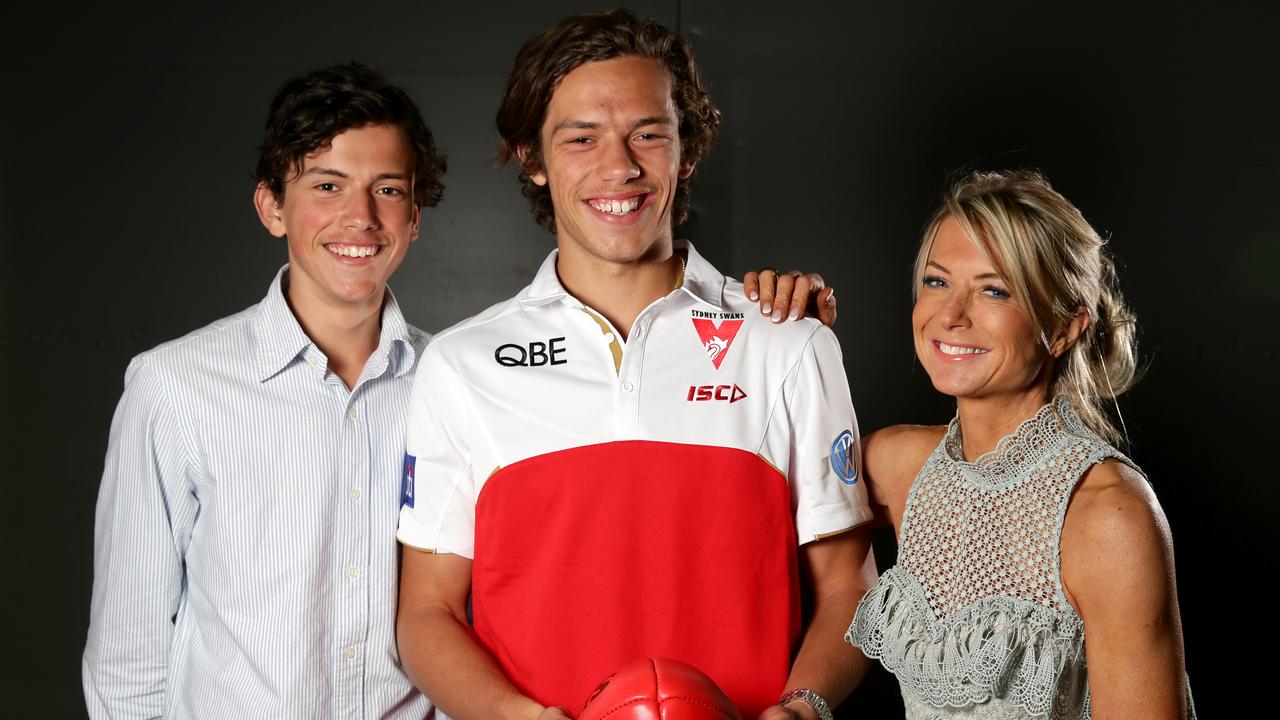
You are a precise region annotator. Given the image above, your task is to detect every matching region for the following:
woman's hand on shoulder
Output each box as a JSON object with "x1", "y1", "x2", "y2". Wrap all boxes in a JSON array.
[
  {"x1": 1061, "y1": 460, "x2": 1189, "y2": 719},
  {"x1": 861, "y1": 425, "x2": 945, "y2": 530}
]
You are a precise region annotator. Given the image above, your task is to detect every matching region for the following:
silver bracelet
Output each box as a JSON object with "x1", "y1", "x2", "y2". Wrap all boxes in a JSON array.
[{"x1": 778, "y1": 688, "x2": 833, "y2": 720}]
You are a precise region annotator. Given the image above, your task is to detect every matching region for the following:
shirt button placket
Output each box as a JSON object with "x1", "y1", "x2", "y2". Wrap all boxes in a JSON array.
[
  {"x1": 615, "y1": 318, "x2": 647, "y2": 439},
  {"x1": 336, "y1": 392, "x2": 368, "y2": 715}
]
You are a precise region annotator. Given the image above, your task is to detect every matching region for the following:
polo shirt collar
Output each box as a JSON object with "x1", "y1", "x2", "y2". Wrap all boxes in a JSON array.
[
  {"x1": 519, "y1": 250, "x2": 569, "y2": 307},
  {"x1": 517, "y1": 240, "x2": 726, "y2": 310},
  {"x1": 674, "y1": 240, "x2": 727, "y2": 310},
  {"x1": 252, "y1": 265, "x2": 418, "y2": 382}
]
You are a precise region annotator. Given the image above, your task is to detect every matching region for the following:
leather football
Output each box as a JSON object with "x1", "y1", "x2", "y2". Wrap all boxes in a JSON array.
[{"x1": 577, "y1": 657, "x2": 743, "y2": 720}]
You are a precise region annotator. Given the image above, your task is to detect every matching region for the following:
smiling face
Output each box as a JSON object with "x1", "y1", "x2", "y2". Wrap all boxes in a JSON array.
[
  {"x1": 528, "y1": 55, "x2": 691, "y2": 266},
  {"x1": 255, "y1": 123, "x2": 420, "y2": 321},
  {"x1": 912, "y1": 217, "x2": 1054, "y2": 404}
]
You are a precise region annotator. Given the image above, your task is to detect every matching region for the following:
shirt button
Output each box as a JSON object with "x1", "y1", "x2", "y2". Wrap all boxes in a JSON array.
[
  {"x1": 603, "y1": 333, "x2": 615, "y2": 344},
  {"x1": 622, "y1": 381, "x2": 635, "y2": 393},
  {"x1": 348, "y1": 486, "x2": 361, "y2": 501},
  {"x1": 343, "y1": 646, "x2": 356, "y2": 660},
  {"x1": 347, "y1": 407, "x2": 357, "y2": 419},
  {"x1": 347, "y1": 566, "x2": 359, "y2": 580}
]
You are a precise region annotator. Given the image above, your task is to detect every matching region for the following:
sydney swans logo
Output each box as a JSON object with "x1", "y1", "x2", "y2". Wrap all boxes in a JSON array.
[
  {"x1": 690, "y1": 311, "x2": 745, "y2": 369},
  {"x1": 704, "y1": 335, "x2": 731, "y2": 365}
]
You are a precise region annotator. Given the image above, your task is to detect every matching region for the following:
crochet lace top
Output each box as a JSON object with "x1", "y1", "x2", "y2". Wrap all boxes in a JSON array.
[{"x1": 845, "y1": 397, "x2": 1194, "y2": 719}]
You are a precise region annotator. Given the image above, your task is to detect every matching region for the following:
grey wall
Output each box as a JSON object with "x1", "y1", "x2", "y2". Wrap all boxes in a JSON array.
[{"x1": 4, "y1": 1, "x2": 1275, "y2": 716}]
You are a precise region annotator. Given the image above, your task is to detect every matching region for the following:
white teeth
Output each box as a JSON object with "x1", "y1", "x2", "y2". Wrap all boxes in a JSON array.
[
  {"x1": 327, "y1": 244, "x2": 380, "y2": 258},
  {"x1": 590, "y1": 197, "x2": 642, "y2": 215},
  {"x1": 939, "y1": 341, "x2": 987, "y2": 356}
]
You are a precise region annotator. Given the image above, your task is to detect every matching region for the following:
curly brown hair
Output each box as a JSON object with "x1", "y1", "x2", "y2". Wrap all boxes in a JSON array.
[
  {"x1": 255, "y1": 63, "x2": 446, "y2": 209},
  {"x1": 495, "y1": 8, "x2": 722, "y2": 232}
]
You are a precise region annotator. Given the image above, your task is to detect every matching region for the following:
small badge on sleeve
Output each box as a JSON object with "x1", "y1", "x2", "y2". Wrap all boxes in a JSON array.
[
  {"x1": 402, "y1": 454, "x2": 417, "y2": 508},
  {"x1": 830, "y1": 429, "x2": 858, "y2": 485}
]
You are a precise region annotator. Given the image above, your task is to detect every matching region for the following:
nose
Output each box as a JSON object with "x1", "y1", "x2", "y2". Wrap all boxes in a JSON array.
[
  {"x1": 938, "y1": 290, "x2": 972, "y2": 329},
  {"x1": 342, "y1": 190, "x2": 379, "y2": 232},
  {"x1": 597, "y1": 136, "x2": 641, "y2": 183}
]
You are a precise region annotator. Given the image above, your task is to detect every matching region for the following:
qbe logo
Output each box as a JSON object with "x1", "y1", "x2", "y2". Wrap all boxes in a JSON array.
[
  {"x1": 830, "y1": 429, "x2": 858, "y2": 485},
  {"x1": 494, "y1": 337, "x2": 567, "y2": 367}
]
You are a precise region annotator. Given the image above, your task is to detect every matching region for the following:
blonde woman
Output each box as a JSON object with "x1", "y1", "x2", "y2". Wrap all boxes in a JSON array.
[{"x1": 842, "y1": 171, "x2": 1194, "y2": 718}]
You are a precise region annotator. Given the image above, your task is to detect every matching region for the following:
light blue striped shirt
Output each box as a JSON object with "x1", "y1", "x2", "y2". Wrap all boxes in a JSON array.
[{"x1": 83, "y1": 266, "x2": 433, "y2": 719}]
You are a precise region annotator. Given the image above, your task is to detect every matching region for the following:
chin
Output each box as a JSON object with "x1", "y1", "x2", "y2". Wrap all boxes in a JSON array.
[
  {"x1": 331, "y1": 281, "x2": 383, "y2": 304},
  {"x1": 586, "y1": 236, "x2": 661, "y2": 264},
  {"x1": 928, "y1": 379, "x2": 965, "y2": 400},
  {"x1": 924, "y1": 369, "x2": 982, "y2": 400}
]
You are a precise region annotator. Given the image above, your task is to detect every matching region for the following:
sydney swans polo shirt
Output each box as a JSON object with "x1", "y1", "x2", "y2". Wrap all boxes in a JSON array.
[{"x1": 397, "y1": 242, "x2": 871, "y2": 716}]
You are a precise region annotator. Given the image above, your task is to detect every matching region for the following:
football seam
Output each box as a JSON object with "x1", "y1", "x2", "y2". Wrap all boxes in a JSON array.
[
  {"x1": 594, "y1": 698, "x2": 652, "y2": 720},
  {"x1": 662, "y1": 695, "x2": 734, "y2": 713},
  {"x1": 593, "y1": 695, "x2": 733, "y2": 720}
]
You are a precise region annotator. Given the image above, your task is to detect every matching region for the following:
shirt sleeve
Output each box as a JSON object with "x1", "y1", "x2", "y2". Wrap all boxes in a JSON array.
[
  {"x1": 763, "y1": 325, "x2": 872, "y2": 544},
  {"x1": 82, "y1": 356, "x2": 199, "y2": 719},
  {"x1": 396, "y1": 344, "x2": 478, "y2": 558}
]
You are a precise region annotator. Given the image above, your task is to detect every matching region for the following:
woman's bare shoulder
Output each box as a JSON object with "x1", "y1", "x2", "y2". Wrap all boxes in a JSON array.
[
  {"x1": 1066, "y1": 459, "x2": 1169, "y2": 550},
  {"x1": 863, "y1": 424, "x2": 948, "y2": 496},
  {"x1": 1061, "y1": 459, "x2": 1176, "y2": 612}
]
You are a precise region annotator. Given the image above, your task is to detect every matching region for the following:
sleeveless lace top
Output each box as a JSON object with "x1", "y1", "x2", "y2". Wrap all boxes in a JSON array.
[{"x1": 846, "y1": 397, "x2": 1194, "y2": 719}]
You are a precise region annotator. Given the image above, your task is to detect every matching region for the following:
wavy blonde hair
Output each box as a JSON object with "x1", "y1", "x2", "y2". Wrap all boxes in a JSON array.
[{"x1": 913, "y1": 170, "x2": 1138, "y2": 444}]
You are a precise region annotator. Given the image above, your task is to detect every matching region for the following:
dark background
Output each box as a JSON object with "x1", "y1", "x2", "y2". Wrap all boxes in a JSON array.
[{"x1": 3, "y1": 1, "x2": 1274, "y2": 717}]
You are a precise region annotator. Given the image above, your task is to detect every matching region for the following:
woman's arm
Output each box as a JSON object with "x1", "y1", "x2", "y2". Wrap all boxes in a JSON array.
[
  {"x1": 1061, "y1": 460, "x2": 1190, "y2": 719},
  {"x1": 861, "y1": 425, "x2": 946, "y2": 533}
]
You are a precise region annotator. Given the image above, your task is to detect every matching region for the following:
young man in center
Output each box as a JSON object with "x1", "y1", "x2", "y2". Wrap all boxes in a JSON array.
[{"x1": 395, "y1": 10, "x2": 874, "y2": 720}]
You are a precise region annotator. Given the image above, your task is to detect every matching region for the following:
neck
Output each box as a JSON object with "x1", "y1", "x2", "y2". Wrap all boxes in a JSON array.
[
  {"x1": 285, "y1": 283, "x2": 384, "y2": 390},
  {"x1": 954, "y1": 386, "x2": 1053, "y2": 461},
  {"x1": 554, "y1": 240, "x2": 683, "y2": 339}
]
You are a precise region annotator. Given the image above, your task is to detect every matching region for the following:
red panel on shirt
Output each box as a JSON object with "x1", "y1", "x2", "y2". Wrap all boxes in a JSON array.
[{"x1": 471, "y1": 440, "x2": 800, "y2": 718}]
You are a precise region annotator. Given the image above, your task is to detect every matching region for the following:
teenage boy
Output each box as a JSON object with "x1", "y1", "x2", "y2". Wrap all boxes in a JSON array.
[
  {"x1": 83, "y1": 63, "x2": 444, "y2": 718},
  {"x1": 395, "y1": 11, "x2": 874, "y2": 720}
]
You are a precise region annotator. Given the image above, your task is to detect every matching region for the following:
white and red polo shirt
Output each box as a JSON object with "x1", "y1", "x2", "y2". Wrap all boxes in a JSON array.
[{"x1": 397, "y1": 242, "x2": 870, "y2": 717}]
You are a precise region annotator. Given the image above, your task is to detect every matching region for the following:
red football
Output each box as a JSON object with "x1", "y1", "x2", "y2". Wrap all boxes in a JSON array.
[{"x1": 577, "y1": 657, "x2": 743, "y2": 720}]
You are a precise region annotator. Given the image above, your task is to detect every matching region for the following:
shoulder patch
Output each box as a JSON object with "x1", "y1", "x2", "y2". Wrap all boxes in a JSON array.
[
  {"x1": 402, "y1": 454, "x2": 416, "y2": 508},
  {"x1": 830, "y1": 429, "x2": 858, "y2": 485}
]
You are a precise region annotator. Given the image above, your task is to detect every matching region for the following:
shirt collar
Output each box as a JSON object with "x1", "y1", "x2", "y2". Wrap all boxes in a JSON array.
[
  {"x1": 518, "y1": 250, "x2": 569, "y2": 307},
  {"x1": 674, "y1": 240, "x2": 727, "y2": 310},
  {"x1": 374, "y1": 286, "x2": 420, "y2": 379},
  {"x1": 252, "y1": 265, "x2": 419, "y2": 382},
  {"x1": 517, "y1": 240, "x2": 726, "y2": 310}
]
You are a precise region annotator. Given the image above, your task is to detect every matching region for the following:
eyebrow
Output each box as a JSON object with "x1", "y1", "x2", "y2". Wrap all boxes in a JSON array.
[
  {"x1": 925, "y1": 261, "x2": 1002, "y2": 281},
  {"x1": 551, "y1": 116, "x2": 676, "y2": 133},
  {"x1": 552, "y1": 120, "x2": 600, "y2": 133},
  {"x1": 301, "y1": 167, "x2": 350, "y2": 179},
  {"x1": 630, "y1": 116, "x2": 675, "y2": 130},
  {"x1": 300, "y1": 167, "x2": 412, "y2": 182}
]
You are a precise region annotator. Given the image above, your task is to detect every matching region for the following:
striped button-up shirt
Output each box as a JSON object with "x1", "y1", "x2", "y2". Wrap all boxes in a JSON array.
[{"x1": 83, "y1": 266, "x2": 432, "y2": 719}]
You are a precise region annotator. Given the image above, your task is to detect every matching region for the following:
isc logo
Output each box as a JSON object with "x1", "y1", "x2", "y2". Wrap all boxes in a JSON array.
[{"x1": 686, "y1": 384, "x2": 747, "y2": 403}]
